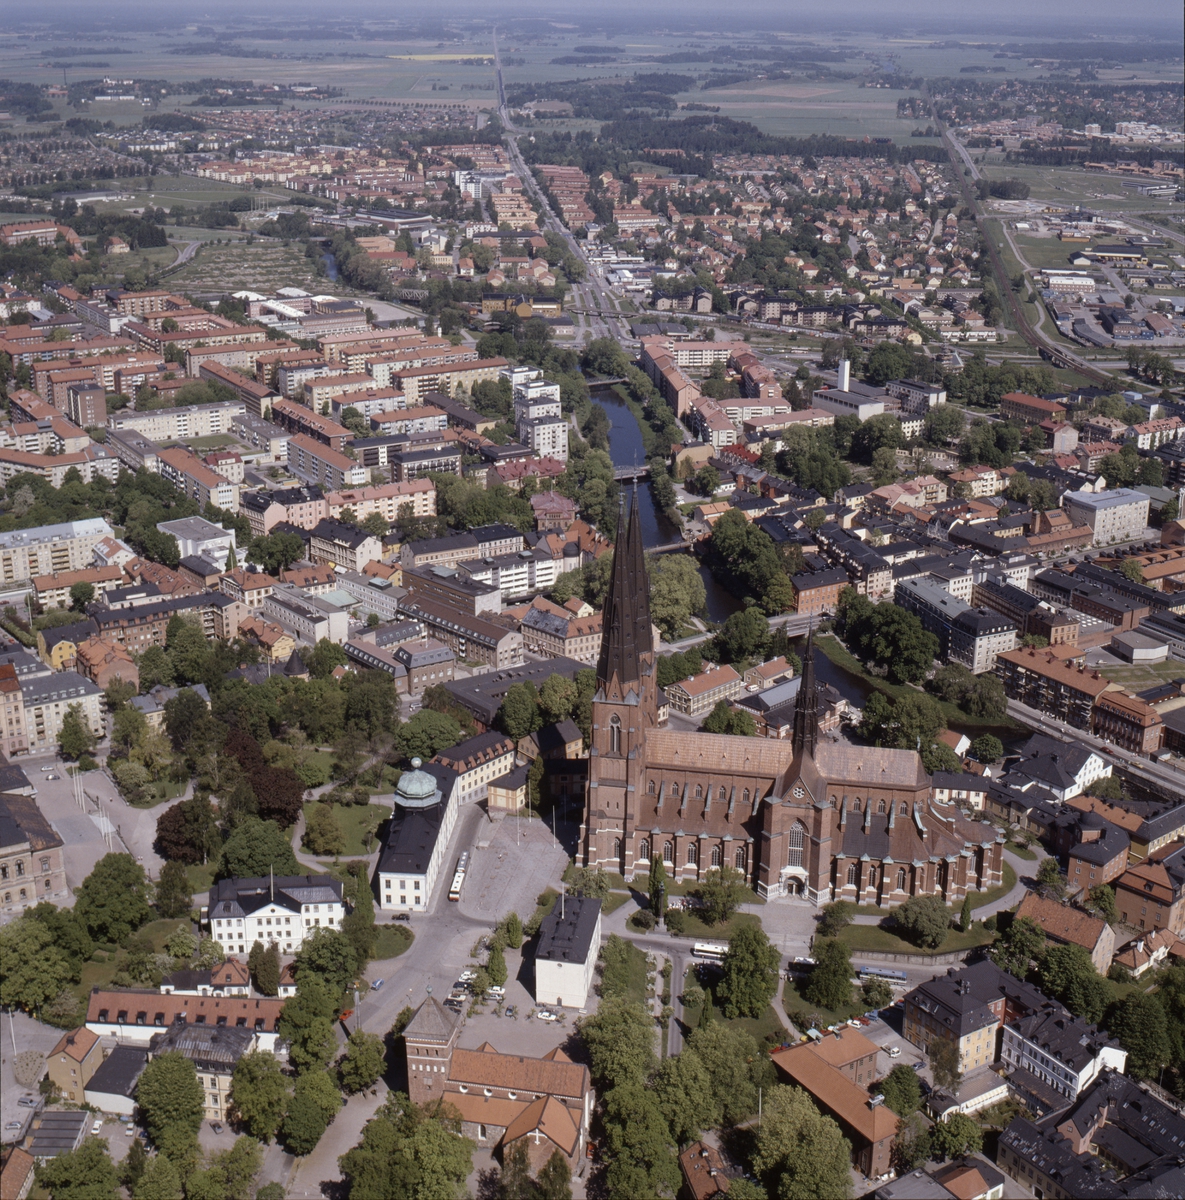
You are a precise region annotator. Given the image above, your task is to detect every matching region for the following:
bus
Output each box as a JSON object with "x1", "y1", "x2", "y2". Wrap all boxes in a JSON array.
[
  {"x1": 857, "y1": 965, "x2": 908, "y2": 983},
  {"x1": 447, "y1": 851, "x2": 470, "y2": 902},
  {"x1": 692, "y1": 942, "x2": 729, "y2": 962}
]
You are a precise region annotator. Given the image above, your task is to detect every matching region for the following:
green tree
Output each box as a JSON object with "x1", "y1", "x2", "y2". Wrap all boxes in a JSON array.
[
  {"x1": 217, "y1": 818, "x2": 300, "y2": 880},
  {"x1": 685, "y1": 1022, "x2": 770, "y2": 1127},
  {"x1": 1037, "y1": 856, "x2": 1067, "y2": 899},
  {"x1": 339, "y1": 1029, "x2": 386, "y2": 1094},
  {"x1": 1089, "y1": 884, "x2": 1117, "y2": 924},
  {"x1": 930, "y1": 1112, "x2": 983, "y2": 1159},
  {"x1": 256, "y1": 941, "x2": 281, "y2": 997},
  {"x1": 648, "y1": 855, "x2": 668, "y2": 918},
  {"x1": 155, "y1": 796, "x2": 222, "y2": 865},
  {"x1": 971, "y1": 734, "x2": 1003, "y2": 763},
  {"x1": 230, "y1": 1050, "x2": 291, "y2": 1142},
  {"x1": 397, "y1": 710, "x2": 463, "y2": 761},
  {"x1": 652, "y1": 1048, "x2": 715, "y2": 1143},
  {"x1": 930, "y1": 1036, "x2": 963, "y2": 1094},
  {"x1": 307, "y1": 638, "x2": 349, "y2": 679},
  {"x1": 959, "y1": 895, "x2": 973, "y2": 934},
  {"x1": 75, "y1": 853, "x2": 151, "y2": 944},
  {"x1": 281, "y1": 1075, "x2": 343, "y2": 1156},
  {"x1": 1108, "y1": 992, "x2": 1171, "y2": 1080},
  {"x1": 504, "y1": 912, "x2": 523, "y2": 949},
  {"x1": 0, "y1": 917, "x2": 76, "y2": 1014},
  {"x1": 715, "y1": 606, "x2": 771, "y2": 664},
  {"x1": 803, "y1": 938, "x2": 853, "y2": 1011},
  {"x1": 894, "y1": 894, "x2": 950, "y2": 950},
  {"x1": 649, "y1": 554, "x2": 707, "y2": 640},
  {"x1": 862, "y1": 977, "x2": 893, "y2": 1010},
  {"x1": 278, "y1": 974, "x2": 338, "y2": 1075},
  {"x1": 136, "y1": 1051, "x2": 204, "y2": 1158},
  {"x1": 879, "y1": 1064, "x2": 922, "y2": 1117},
  {"x1": 35, "y1": 1137, "x2": 120, "y2": 1200},
  {"x1": 294, "y1": 927, "x2": 359, "y2": 998},
  {"x1": 989, "y1": 916, "x2": 1045, "y2": 977},
  {"x1": 718, "y1": 925, "x2": 781, "y2": 1019},
  {"x1": 130, "y1": 1152, "x2": 181, "y2": 1200},
  {"x1": 487, "y1": 945, "x2": 508, "y2": 987},
  {"x1": 499, "y1": 1140, "x2": 533, "y2": 1200},
  {"x1": 342, "y1": 862, "x2": 377, "y2": 964},
  {"x1": 303, "y1": 803, "x2": 345, "y2": 856},
  {"x1": 817, "y1": 901, "x2": 854, "y2": 938},
  {"x1": 602, "y1": 1082, "x2": 682, "y2": 1200},
  {"x1": 696, "y1": 864, "x2": 747, "y2": 925},
  {"x1": 498, "y1": 682, "x2": 541, "y2": 740},
  {"x1": 538, "y1": 674, "x2": 578, "y2": 724},
  {"x1": 577, "y1": 997, "x2": 656, "y2": 1091},
  {"x1": 58, "y1": 702, "x2": 96, "y2": 759},
  {"x1": 536, "y1": 1150, "x2": 573, "y2": 1200},
  {"x1": 1039, "y1": 943, "x2": 1109, "y2": 1023},
  {"x1": 752, "y1": 1085, "x2": 852, "y2": 1200},
  {"x1": 120, "y1": 1137, "x2": 148, "y2": 1194},
  {"x1": 155, "y1": 859, "x2": 192, "y2": 919},
  {"x1": 70, "y1": 581, "x2": 95, "y2": 610}
]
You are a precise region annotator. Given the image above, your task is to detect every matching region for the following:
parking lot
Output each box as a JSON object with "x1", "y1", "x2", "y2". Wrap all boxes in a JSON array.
[{"x1": 0, "y1": 1011, "x2": 75, "y2": 1147}]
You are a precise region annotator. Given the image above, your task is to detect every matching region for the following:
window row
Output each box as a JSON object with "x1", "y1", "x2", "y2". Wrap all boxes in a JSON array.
[{"x1": 615, "y1": 838, "x2": 749, "y2": 870}]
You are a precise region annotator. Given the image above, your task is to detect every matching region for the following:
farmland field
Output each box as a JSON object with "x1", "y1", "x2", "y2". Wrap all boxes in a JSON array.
[{"x1": 168, "y1": 239, "x2": 329, "y2": 294}]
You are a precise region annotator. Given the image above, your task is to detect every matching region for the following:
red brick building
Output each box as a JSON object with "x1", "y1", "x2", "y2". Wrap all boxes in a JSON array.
[
  {"x1": 1091, "y1": 691, "x2": 1164, "y2": 754},
  {"x1": 999, "y1": 391, "x2": 1067, "y2": 425}
]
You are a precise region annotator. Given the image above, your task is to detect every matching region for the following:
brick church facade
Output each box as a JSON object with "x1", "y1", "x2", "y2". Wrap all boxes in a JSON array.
[{"x1": 580, "y1": 491, "x2": 1004, "y2": 907}]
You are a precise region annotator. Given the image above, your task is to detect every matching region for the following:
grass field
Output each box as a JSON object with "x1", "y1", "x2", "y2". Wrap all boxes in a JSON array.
[
  {"x1": 601, "y1": 935, "x2": 651, "y2": 1006},
  {"x1": 186, "y1": 434, "x2": 239, "y2": 452},
  {"x1": 782, "y1": 976, "x2": 865, "y2": 1027},
  {"x1": 671, "y1": 910, "x2": 764, "y2": 941},
  {"x1": 1096, "y1": 659, "x2": 1185, "y2": 690},
  {"x1": 976, "y1": 160, "x2": 1181, "y2": 217},
  {"x1": 185, "y1": 863, "x2": 217, "y2": 895},
  {"x1": 373, "y1": 924, "x2": 413, "y2": 962},
  {"x1": 840, "y1": 920, "x2": 995, "y2": 957},
  {"x1": 305, "y1": 800, "x2": 391, "y2": 857},
  {"x1": 169, "y1": 239, "x2": 329, "y2": 294}
]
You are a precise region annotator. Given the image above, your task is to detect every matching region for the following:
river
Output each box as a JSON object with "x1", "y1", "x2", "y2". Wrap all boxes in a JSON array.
[{"x1": 591, "y1": 384, "x2": 742, "y2": 624}]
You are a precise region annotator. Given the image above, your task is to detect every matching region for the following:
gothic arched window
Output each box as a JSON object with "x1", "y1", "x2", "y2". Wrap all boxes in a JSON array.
[
  {"x1": 900, "y1": 802, "x2": 908, "y2": 815},
  {"x1": 612, "y1": 837, "x2": 622, "y2": 859},
  {"x1": 878, "y1": 799, "x2": 886, "y2": 814},
  {"x1": 14, "y1": 862, "x2": 22, "y2": 877},
  {"x1": 846, "y1": 863, "x2": 858, "y2": 886},
  {"x1": 711, "y1": 846, "x2": 722, "y2": 868},
  {"x1": 788, "y1": 823, "x2": 805, "y2": 868},
  {"x1": 897, "y1": 867, "x2": 907, "y2": 891},
  {"x1": 735, "y1": 846, "x2": 747, "y2": 870},
  {"x1": 695, "y1": 784, "x2": 703, "y2": 799},
  {"x1": 743, "y1": 789, "x2": 750, "y2": 804},
  {"x1": 609, "y1": 715, "x2": 621, "y2": 755},
  {"x1": 718, "y1": 786, "x2": 726, "y2": 801},
  {"x1": 639, "y1": 839, "x2": 650, "y2": 862},
  {"x1": 663, "y1": 841, "x2": 673, "y2": 863},
  {"x1": 648, "y1": 779, "x2": 655, "y2": 794},
  {"x1": 687, "y1": 844, "x2": 699, "y2": 866}
]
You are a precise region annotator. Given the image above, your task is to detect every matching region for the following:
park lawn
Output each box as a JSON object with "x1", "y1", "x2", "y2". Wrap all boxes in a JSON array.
[
  {"x1": 1008, "y1": 844, "x2": 1038, "y2": 861},
  {"x1": 814, "y1": 634, "x2": 1026, "y2": 737},
  {"x1": 840, "y1": 921, "x2": 995, "y2": 957},
  {"x1": 971, "y1": 863, "x2": 1018, "y2": 909},
  {"x1": 602, "y1": 892, "x2": 631, "y2": 916},
  {"x1": 128, "y1": 776, "x2": 188, "y2": 808},
  {"x1": 304, "y1": 800, "x2": 391, "y2": 856},
  {"x1": 664, "y1": 878, "x2": 766, "y2": 905},
  {"x1": 600, "y1": 936, "x2": 650, "y2": 1006},
  {"x1": 782, "y1": 976, "x2": 865, "y2": 1027},
  {"x1": 671, "y1": 910, "x2": 763, "y2": 941},
  {"x1": 185, "y1": 863, "x2": 217, "y2": 896},
  {"x1": 373, "y1": 925, "x2": 414, "y2": 961},
  {"x1": 187, "y1": 433, "x2": 238, "y2": 452}
]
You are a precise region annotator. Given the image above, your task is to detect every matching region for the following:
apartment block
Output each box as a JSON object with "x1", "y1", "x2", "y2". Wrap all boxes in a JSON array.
[
  {"x1": 20, "y1": 671, "x2": 104, "y2": 751},
  {"x1": 326, "y1": 479, "x2": 435, "y2": 524},
  {"x1": 286, "y1": 433, "x2": 368, "y2": 491},
  {"x1": 158, "y1": 447, "x2": 240, "y2": 511},
  {"x1": 0, "y1": 518, "x2": 114, "y2": 585},
  {"x1": 1062, "y1": 488, "x2": 1150, "y2": 546},
  {"x1": 107, "y1": 401, "x2": 245, "y2": 442},
  {"x1": 665, "y1": 664, "x2": 744, "y2": 716},
  {"x1": 270, "y1": 398, "x2": 353, "y2": 452}
]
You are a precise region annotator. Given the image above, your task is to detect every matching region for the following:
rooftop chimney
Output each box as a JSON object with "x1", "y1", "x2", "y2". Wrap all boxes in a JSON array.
[{"x1": 838, "y1": 359, "x2": 851, "y2": 391}]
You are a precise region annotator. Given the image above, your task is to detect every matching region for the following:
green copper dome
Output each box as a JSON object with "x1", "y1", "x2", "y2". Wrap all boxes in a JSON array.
[{"x1": 395, "y1": 758, "x2": 440, "y2": 808}]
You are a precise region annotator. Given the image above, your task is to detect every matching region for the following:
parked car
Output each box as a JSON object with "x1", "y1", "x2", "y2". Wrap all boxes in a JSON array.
[
  {"x1": 211, "y1": 1123, "x2": 223, "y2": 1134},
  {"x1": 370, "y1": 978, "x2": 384, "y2": 990},
  {"x1": 16, "y1": 1097, "x2": 37, "y2": 1108},
  {"x1": 125, "y1": 1125, "x2": 137, "y2": 1137},
  {"x1": 537, "y1": 1010, "x2": 558, "y2": 1022},
  {"x1": 887, "y1": 1046, "x2": 901, "y2": 1058},
  {"x1": 92, "y1": 1119, "x2": 103, "y2": 1135},
  {"x1": 486, "y1": 986, "x2": 506, "y2": 999},
  {"x1": 394, "y1": 914, "x2": 411, "y2": 922},
  {"x1": 459, "y1": 970, "x2": 476, "y2": 983}
]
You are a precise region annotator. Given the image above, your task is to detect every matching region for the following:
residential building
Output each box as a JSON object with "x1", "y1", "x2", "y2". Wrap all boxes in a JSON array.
[
  {"x1": 403, "y1": 996, "x2": 592, "y2": 1171},
  {"x1": 147, "y1": 1022, "x2": 255, "y2": 1122},
  {"x1": 31, "y1": 566, "x2": 126, "y2": 611},
  {"x1": 895, "y1": 579, "x2": 1017, "y2": 674},
  {"x1": 1014, "y1": 892, "x2": 1115, "y2": 974},
  {"x1": 326, "y1": 479, "x2": 436, "y2": 523},
  {"x1": 535, "y1": 896, "x2": 601, "y2": 1010},
  {"x1": 239, "y1": 486, "x2": 328, "y2": 538},
  {"x1": 286, "y1": 433, "x2": 368, "y2": 491},
  {"x1": 903, "y1": 961, "x2": 1046, "y2": 1075},
  {"x1": 995, "y1": 647, "x2": 1115, "y2": 730},
  {"x1": 0, "y1": 518, "x2": 113, "y2": 585},
  {"x1": 307, "y1": 519, "x2": 382, "y2": 573},
  {"x1": 1112, "y1": 844, "x2": 1185, "y2": 934},
  {"x1": 263, "y1": 584, "x2": 351, "y2": 646},
  {"x1": 46, "y1": 1028, "x2": 103, "y2": 1103},
  {"x1": 1062, "y1": 812, "x2": 1130, "y2": 891},
  {"x1": 790, "y1": 567, "x2": 849, "y2": 615},
  {"x1": 83, "y1": 1046, "x2": 148, "y2": 1116},
  {"x1": 18, "y1": 672, "x2": 103, "y2": 752},
  {"x1": 106, "y1": 401, "x2": 244, "y2": 442},
  {"x1": 237, "y1": 615, "x2": 295, "y2": 664},
  {"x1": 217, "y1": 568, "x2": 275, "y2": 610},
  {"x1": 159, "y1": 958, "x2": 251, "y2": 997},
  {"x1": 664, "y1": 663, "x2": 744, "y2": 716},
  {"x1": 158, "y1": 448, "x2": 240, "y2": 511},
  {"x1": 431, "y1": 731, "x2": 517, "y2": 804},
  {"x1": 874, "y1": 1159, "x2": 1005, "y2": 1200},
  {"x1": 771, "y1": 1034, "x2": 899, "y2": 1178},
  {"x1": 999, "y1": 392, "x2": 1066, "y2": 425},
  {"x1": 73, "y1": 637, "x2": 138, "y2": 691},
  {"x1": 205, "y1": 873, "x2": 345, "y2": 956},
  {"x1": 375, "y1": 760, "x2": 460, "y2": 913},
  {"x1": 679, "y1": 1142, "x2": 731, "y2": 1200},
  {"x1": 392, "y1": 639, "x2": 454, "y2": 693},
  {"x1": 519, "y1": 601, "x2": 602, "y2": 664},
  {"x1": 1091, "y1": 690, "x2": 1164, "y2": 754},
  {"x1": 0, "y1": 664, "x2": 29, "y2": 759},
  {"x1": 397, "y1": 595, "x2": 523, "y2": 668},
  {"x1": 270, "y1": 398, "x2": 352, "y2": 451},
  {"x1": 85, "y1": 989, "x2": 285, "y2": 1052},
  {"x1": 1062, "y1": 488, "x2": 1150, "y2": 546},
  {"x1": 156, "y1": 516, "x2": 236, "y2": 564}
]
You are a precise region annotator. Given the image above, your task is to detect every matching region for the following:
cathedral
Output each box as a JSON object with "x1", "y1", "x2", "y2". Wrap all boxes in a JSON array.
[{"x1": 580, "y1": 491, "x2": 1004, "y2": 907}]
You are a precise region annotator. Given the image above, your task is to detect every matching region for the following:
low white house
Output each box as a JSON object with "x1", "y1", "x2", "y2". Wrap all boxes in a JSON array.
[
  {"x1": 375, "y1": 759, "x2": 460, "y2": 913},
  {"x1": 534, "y1": 896, "x2": 602, "y2": 1010},
  {"x1": 1002, "y1": 1005, "x2": 1127, "y2": 1110},
  {"x1": 205, "y1": 874, "x2": 345, "y2": 957}
]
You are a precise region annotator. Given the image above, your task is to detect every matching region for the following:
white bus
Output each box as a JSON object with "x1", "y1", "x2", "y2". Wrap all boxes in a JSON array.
[
  {"x1": 447, "y1": 851, "x2": 470, "y2": 903},
  {"x1": 692, "y1": 942, "x2": 729, "y2": 962}
]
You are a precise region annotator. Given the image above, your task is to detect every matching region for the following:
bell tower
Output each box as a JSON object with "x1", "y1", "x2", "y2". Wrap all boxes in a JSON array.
[{"x1": 581, "y1": 487, "x2": 657, "y2": 878}]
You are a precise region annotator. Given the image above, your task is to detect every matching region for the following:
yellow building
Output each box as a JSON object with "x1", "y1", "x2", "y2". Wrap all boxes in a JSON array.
[{"x1": 47, "y1": 1027, "x2": 103, "y2": 1102}]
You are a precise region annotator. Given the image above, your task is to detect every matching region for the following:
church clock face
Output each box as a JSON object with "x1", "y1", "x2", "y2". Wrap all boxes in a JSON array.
[{"x1": 793, "y1": 785, "x2": 805, "y2": 798}]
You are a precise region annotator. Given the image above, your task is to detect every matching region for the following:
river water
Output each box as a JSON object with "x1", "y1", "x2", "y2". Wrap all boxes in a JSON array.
[{"x1": 591, "y1": 384, "x2": 742, "y2": 624}]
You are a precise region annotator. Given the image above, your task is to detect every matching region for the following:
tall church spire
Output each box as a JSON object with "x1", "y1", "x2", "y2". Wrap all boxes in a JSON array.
[
  {"x1": 792, "y1": 623, "x2": 819, "y2": 758},
  {"x1": 596, "y1": 484, "x2": 652, "y2": 690}
]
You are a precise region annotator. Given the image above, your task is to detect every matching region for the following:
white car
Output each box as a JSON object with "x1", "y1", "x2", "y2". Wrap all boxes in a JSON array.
[
  {"x1": 536, "y1": 1010, "x2": 558, "y2": 1022},
  {"x1": 887, "y1": 1046, "x2": 901, "y2": 1058},
  {"x1": 486, "y1": 986, "x2": 506, "y2": 999},
  {"x1": 125, "y1": 1125, "x2": 137, "y2": 1137},
  {"x1": 92, "y1": 1119, "x2": 104, "y2": 1135},
  {"x1": 459, "y1": 970, "x2": 476, "y2": 983}
]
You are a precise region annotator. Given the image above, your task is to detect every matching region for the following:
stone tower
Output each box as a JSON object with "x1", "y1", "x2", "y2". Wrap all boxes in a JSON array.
[
  {"x1": 403, "y1": 996, "x2": 459, "y2": 1105},
  {"x1": 581, "y1": 488, "x2": 658, "y2": 877}
]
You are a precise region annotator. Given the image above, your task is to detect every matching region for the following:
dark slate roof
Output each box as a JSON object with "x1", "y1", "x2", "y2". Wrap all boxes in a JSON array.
[
  {"x1": 1070, "y1": 822, "x2": 1130, "y2": 866},
  {"x1": 536, "y1": 896, "x2": 601, "y2": 963},
  {"x1": 534, "y1": 719, "x2": 582, "y2": 756},
  {"x1": 85, "y1": 1045, "x2": 148, "y2": 1100},
  {"x1": 377, "y1": 763, "x2": 457, "y2": 874},
  {"x1": 37, "y1": 618, "x2": 100, "y2": 652},
  {"x1": 0, "y1": 792, "x2": 63, "y2": 853},
  {"x1": 907, "y1": 961, "x2": 1045, "y2": 1040},
  {"x1": 596, "y1": 489, "x2": 652, "y2": 690},
  {"x1": 404, "y1": 996, "x2": 459, "y2": 1043},
  {"x1": 207, "y1": 874, "x2": 342, "y2": 919},
  {"x1": 444, "y1": 658, "x2": 587, "y2": 726}
]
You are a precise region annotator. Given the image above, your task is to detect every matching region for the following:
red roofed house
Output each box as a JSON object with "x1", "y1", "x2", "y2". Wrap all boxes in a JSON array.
[
  {"x1": 404, "y1": 997, "x2": 591, "y2": 1171},
  {"x1": 1015, "y1": 892, "x2": 1115, "y2": 974}
]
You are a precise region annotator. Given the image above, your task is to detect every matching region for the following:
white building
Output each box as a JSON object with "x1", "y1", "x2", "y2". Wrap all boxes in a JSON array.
[
  {"x1": 535, "y1": 896, "x2": 602, "y2": 1010},
  {"x1": 375, "y1": 759, "x2": 460, "y2": 913},
  {"x1": 205, "y1": 873, "x2": 346, "y2": 956},
  {"x1": 1002, "y1": 1006, "x2": 1127, "y2": 1107},
  {"x1": 263, "y1": 583, "x2": 352, "y2": 645},
  {"x1": 1061, "y1": 488, "x2": 1150, "y2": 546},
  {"x1": 157, "y1": 516, "x2": 237, "y2": 564},
  {"x1": 19, "y1": 671, "x2": 104, "y2": 751}
]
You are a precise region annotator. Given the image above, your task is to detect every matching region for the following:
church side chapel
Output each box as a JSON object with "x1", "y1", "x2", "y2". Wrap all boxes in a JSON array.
[{"x1": 580, "y1": 490, "x2": 1004, "y2": 907}]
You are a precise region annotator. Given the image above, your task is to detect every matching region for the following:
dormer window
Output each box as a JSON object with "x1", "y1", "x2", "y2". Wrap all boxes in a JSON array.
[{"x1": 483, "y1": 1087, "x2": 493, "y2": 1097}]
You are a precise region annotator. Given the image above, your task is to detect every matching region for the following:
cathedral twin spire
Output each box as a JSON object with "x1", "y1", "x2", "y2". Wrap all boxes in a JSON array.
[{"x1": 596, "y1": 484, "x2": 653, "y2": 692}]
